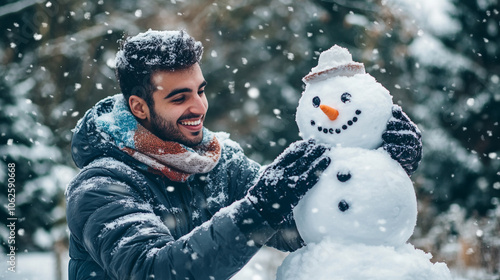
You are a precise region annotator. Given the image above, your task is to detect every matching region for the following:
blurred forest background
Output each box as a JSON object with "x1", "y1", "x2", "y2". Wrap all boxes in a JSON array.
[{"x1": 0, "y1": 0, "x2": 499, "y2": 279}]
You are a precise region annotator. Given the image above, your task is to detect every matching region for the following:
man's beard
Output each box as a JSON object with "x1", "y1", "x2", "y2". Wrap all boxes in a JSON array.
[{"x1": 149, "y1": 107, "x2": 203, "y2": 147}]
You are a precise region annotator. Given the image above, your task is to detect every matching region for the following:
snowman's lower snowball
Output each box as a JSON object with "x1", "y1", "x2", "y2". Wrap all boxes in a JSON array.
[{"x1": 276, "y1": 240, "x2": 452, "y2": 280}]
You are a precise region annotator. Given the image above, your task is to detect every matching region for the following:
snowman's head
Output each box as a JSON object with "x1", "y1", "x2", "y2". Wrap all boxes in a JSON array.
[
  {"x1": 293, "y1": 148, "x2": 417, "y2": 247},
  {"x1": 296, "y1": 46, "x2": 393, "y2": 149}
]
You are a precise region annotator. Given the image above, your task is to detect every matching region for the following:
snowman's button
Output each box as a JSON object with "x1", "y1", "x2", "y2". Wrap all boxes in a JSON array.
[
  {"x1": 338, "y1": 200, "x2": 349, "y2": 212},
  {"x1": 336, "y1": 172, "x2": 351, "y2": 182}
]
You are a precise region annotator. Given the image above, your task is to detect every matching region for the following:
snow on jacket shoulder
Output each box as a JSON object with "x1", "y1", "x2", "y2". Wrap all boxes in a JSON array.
[{"x1": 66, "y1": 95, "x2": 301, "y2": 280}]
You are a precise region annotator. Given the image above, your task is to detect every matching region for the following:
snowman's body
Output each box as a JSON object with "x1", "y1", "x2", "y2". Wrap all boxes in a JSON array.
[
  {"x1": 276, "y1": 46, "x2": 452, "y2": 280},
  {"x1": 277, "y1": 240, "x2": 451, "y2": 280},
  {"x1": 276, "y1": 148, "x2": 451, "y2": 280},
  {"x1": 293, "y1": 148, "x2": 417, "y2": 247}
]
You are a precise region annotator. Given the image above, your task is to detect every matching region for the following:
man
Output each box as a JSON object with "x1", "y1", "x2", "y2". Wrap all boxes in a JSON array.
[{"x1": 66, "y1": 30, "x2": 421, "y2": 280}]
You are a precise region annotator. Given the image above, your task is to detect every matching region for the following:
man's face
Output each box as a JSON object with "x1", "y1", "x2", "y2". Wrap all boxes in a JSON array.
[{"x1": 148, "y1": 63, "x2": 208, "y2": 147}]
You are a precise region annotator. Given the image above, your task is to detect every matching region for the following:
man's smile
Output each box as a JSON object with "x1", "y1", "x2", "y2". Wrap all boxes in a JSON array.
[
  {"x1": 180, "y1": 118, "x2": 202, "y2": 126},
  {"x1": 178, "y1": 115, "x2": 204, "y2": 133}
]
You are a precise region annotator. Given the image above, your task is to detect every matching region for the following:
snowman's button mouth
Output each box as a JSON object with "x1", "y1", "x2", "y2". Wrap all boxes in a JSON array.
[{"x1": 310, "y1": 110, "x2": 362, "y2": 135}]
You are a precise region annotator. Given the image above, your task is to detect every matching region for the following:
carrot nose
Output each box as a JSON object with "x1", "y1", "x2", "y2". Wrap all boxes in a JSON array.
[{"x1": 320, "y1": 104, "x2": 339, "y2": 121}]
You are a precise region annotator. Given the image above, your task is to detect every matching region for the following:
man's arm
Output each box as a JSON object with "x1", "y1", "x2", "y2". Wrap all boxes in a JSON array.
[
  {"x1": 67, "y1": 140, "x2": 329, "y2": 279},
  {"x1": 221, "y1": 138, "x2": 319, "y2": 252},
  {"x1": 67, "y1": 170, "x2": 273, "y2": 280}
]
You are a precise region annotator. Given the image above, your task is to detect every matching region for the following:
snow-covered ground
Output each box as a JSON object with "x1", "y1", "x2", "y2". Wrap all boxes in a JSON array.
[
  {"x1": 0, "y1": 250, "x2": 68, "y2": 280},
  {"x1": 0, "y1": 247, "x2": 496, "y2": 280}
]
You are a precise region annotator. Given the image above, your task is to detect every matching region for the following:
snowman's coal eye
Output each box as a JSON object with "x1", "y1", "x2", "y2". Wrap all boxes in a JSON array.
[
  {"x1": 312, "y1": 96, "x2": 321, "y2": 108},
  {"x1": 337, "y1": 172, "x2": 351, "y2": 182},
  {"x1": 341, "y1": 92, "x2": 352, "y2": 103},
  {"x1": 338, "y1": 200, "x2": 350, "y2": 212}
]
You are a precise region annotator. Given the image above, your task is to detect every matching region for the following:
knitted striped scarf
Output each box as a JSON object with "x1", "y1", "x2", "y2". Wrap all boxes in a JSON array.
[{"x1": 95, "y1": 94, "x2": 221, "y2": 182}]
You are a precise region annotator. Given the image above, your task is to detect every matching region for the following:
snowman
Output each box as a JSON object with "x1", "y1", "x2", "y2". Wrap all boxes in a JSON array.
[{"x1": 275, "y1": 46, "x2": 452, "y2": 280}]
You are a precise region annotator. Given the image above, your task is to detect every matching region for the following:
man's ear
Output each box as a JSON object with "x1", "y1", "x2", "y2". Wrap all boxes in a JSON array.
[{"x1": 129, "y1": 95, "x2": 150, "y2": 121}]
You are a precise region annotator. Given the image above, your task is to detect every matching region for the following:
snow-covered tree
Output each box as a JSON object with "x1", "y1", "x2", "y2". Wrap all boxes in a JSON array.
[
  {"x1": 0, "y1": 0, "x2": 74, "y2": 253},
  {"x1": 399, "y1": 0, "x2": 500, "y2": 273}
]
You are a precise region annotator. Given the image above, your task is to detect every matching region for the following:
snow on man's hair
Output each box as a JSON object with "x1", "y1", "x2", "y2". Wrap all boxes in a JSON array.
[{"x1": 115, "y1": 29, "x2": 203, "y2": 108}]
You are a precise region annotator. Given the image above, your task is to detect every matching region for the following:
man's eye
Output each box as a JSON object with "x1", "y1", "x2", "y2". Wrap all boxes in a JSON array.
[
  {"x1": 198, "y1": 90, "x2": 205, "y2": 95},
  {"x1": 172, "y1": 97, "x2": 185, "y2": 103}
]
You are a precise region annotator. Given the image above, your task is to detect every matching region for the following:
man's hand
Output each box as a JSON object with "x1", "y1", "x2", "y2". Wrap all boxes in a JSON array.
[
  {"x1": 247, "y1": 139, "x2": 330, "y2": 229},
  {"x1": 382, "y1": 105, "x2": 422, "y2": 176}
]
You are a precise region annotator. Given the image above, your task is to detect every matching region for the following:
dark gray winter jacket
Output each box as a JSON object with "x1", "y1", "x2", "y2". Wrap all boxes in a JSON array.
[{"x1": 66, "y1": 96, "x2": 302, "y2": 280}]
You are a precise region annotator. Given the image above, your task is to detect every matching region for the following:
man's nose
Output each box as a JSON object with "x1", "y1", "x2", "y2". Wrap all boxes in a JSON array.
[{"x1": 190, "y1": 94, "x2": 207, "y2": 114}]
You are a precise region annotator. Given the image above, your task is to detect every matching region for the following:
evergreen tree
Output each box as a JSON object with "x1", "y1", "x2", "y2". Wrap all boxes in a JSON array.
[
  {"x1": 0, "y1": 0, "x2": 74, "y2": 252},
  {"x1": 403, "y1": 0, "x2": 500, "y2": 272}
]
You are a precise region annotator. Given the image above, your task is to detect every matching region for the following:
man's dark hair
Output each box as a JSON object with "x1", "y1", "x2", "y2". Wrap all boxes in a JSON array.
[{"x1": 115, "y1": 30, "x2": 203, "y2": 108}]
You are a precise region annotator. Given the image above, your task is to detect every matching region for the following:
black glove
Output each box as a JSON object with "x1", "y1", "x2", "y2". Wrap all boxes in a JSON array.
[
  {"x1": 247, "y1": 139, "x2": 330, "y2": 229},
  {"x1": 382, "y1": 105, "x2": 422, "y2": 176}
]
